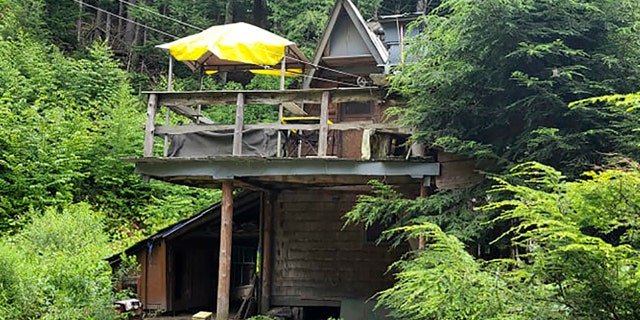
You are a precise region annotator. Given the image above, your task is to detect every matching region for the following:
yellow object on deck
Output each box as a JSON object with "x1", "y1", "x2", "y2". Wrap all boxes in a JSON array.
[
  {"x1": 281, "y1": 116, "x2": 334, "y2": 125},
  {"x1": 192, "y1": 311, "x2": 213, "y2": 320},
  {"x1": 157, "y1": 22, "x2": 308, "y2": 73}
]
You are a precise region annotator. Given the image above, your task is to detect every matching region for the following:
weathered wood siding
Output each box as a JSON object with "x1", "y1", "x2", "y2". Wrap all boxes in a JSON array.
[
  {"x1": 137, "y1": 241, "x2": 167, "y2": 311},
  {"x1": 271, "y1": 189, "x2": 403, "y2": 307}
]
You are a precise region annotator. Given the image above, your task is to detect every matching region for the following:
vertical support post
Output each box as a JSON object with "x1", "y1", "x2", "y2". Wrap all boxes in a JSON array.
[
  {"x1": 167, "y1": 56, "x2": 174, "y2": 91},
  {"x1": 318, "y1": 91, "x2": 330, "y2": 157},
  {"x1": 197, "y1": 66, "x2": 204, "y2": 124},
  {"x1": 418, "y1": 177, "x2": 431, "y2": 249},
  {"x1": 276, "y1": 56, "x2": 286, "y2": 157},
  {"x1": 163, "y1": 108, "x2": 170, "y2": 157},
  {"x1": 217, "y1": 181, "x2": 234, "y2": 320},
  {"x1": 163, "y1": 57, "x2": 174, "y2": 157},
  {"x1": 260, "y1": 192, "x2": 274, "y2": 313},
  {"x1": 144, "y1": 93, "x2": 158, "y2": 157},
  {"x1": 233, "y1": 93, "x2": 245, "y2": 156}
]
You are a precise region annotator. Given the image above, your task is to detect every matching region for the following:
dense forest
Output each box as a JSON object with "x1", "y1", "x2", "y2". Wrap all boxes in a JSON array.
[{"x1": 0, "y1": 0, "x2": 639, "y2": 319}]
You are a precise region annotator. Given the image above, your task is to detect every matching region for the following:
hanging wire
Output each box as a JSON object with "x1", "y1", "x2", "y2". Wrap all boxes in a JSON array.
[
  {"x1": 73, "y1": 0, "x2": 179, "y2": 39},
  {"x1": 249, "y1": 45, "x2": 367, "y2": 81},
  {"x1": 75, "y1": 0, "x2": 374, "y2": 87},
  {"x1": 118, "y1": 0, "x2": 204, "y2": 32}
]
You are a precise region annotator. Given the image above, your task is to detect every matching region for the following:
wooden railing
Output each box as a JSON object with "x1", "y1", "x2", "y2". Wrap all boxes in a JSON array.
[{"x1": 142, "y1": 87, "x2": 401, "y2": 158}]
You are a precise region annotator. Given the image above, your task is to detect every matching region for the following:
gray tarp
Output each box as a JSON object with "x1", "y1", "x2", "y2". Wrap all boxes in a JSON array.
[{"x1": 167, "y1": 129, "x2": 279, "y2": 157}]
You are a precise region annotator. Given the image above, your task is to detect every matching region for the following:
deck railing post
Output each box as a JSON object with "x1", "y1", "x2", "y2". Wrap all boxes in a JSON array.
[
  {"x1": 233, "y1": 93, "x2": 245, "y2": 156},
  {"x1": 318, "y1": 91, "x2": 330, "y2": 157},
  {"x1": 144, "y1": 93, "x2": 158, "y2": 157}
]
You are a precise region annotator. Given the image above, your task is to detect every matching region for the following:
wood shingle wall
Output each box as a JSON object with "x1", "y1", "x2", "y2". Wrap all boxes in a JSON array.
[{"x1": 271, "y1": 189, "x2": 403, "y2": 307}]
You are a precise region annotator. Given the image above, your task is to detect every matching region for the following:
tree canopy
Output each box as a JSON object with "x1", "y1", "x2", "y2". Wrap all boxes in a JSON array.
[{"x1": 392, "y1": 0, "x2": 640, "y2": 176}]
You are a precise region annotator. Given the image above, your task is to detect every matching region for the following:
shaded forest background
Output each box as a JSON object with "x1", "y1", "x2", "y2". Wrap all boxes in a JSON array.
[{"x1": 2, "y1": 0, "x2": 640, "y2": 319}]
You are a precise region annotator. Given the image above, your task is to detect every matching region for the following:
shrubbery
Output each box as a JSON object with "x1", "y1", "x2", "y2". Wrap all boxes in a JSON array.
[{"x1": 0, "y1": 203, "x2": 116, "y2": 320}]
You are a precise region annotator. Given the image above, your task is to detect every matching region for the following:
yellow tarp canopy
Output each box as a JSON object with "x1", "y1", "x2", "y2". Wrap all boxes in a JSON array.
[{"x1": 157, "y1": 22, "x2": 308, "y2": 73}]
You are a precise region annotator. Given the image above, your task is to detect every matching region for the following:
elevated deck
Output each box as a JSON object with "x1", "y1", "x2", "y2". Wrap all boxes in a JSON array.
[
  {"x1": 129, "y1": 156, "x2": 439, "y2": 189},
  {"x1": 137, "y1": 87, "x2": 439, "y2": 189}
]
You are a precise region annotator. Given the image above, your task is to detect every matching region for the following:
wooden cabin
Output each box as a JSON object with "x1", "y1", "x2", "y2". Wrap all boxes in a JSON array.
[{"x1": 121, "y1": 0, "x2": 481, "y2": 319}]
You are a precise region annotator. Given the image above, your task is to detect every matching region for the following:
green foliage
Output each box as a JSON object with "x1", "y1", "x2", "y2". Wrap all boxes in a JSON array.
[
  {"x1": 344, "y1": 180, "x2": 490, "y2": 245},
  {"x1": 376, "y1": 163, "x2": 640, "y2": 319},
  {"x1": 392, "y1": 0, "x2": 640, "y2": 176},
  {"x1": 0, "y1": 31, "x2": 220, "y2": 238},
  {"x1": 0, "y1": 203, "x2": 116, "y2": 320},
  {"x1": 378, "y1": 223, "x2": 556, "y2": 320}
]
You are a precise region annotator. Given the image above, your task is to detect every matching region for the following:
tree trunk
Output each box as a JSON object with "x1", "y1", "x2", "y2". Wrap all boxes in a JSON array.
[
  {"x1": 417, "y1": 0, "x2": 426, "y2": 13},
  {"x1": 117, "y1": 0, "x2": 124, "y2": 38},
  {"x1": 124, "y1": 0, "x2": 137, "y2": 44},
  {"x1": 105, "y1": 11, "x2": 111, "y2": 42},
  {"x1": 253, "y1": 0, "x2": 267, "y2": 27},
  {"x1": 77, "y1": 0, "x2": 83, "y2": 44},
  {"x1": 94, "y1": 9, "x2": 105, "y2": 41},
  {"x1": 225, "y1": 0, "x2": 234, "y2": 24}
]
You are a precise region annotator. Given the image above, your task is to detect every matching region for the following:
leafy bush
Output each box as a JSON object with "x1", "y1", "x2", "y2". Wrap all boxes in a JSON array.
[
  {"x1": 371, "y1": 162, "x2": 640, "y2": 320},
  {"x1": 0, "y1": 203, "x2": 117, "y2": 320}
]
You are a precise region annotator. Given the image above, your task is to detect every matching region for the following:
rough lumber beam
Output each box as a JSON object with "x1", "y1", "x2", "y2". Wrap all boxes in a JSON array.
[
  {"x1": 167, "y1": 105, "x2": 214, "y2": 124},
  {"x1": 260, "y1": 192, "x2": 274, "y2": 313},
  {"x1": 144, "y1": 88, "x2": 385, "y2": 107},
  {"x1": 154, "y1": 122, "x2": 402, "y2": 135},
  {"x1": 282, "y1": 102, "x2": 307, "y2": 115},
  {"x1": 318, "y1": 92, "x2": 330, "y2": 157},
  {"x1": 217, "y1": 181, "x2": 234, "y2": 320},
  {"x1": 144, "y1": 94, "x2": 158, "y2": 157},
  {"x1": 233, "y1": 93, "x2": 244, "y2": 156}
]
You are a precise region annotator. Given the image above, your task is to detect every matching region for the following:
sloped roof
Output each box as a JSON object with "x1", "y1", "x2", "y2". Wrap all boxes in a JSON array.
[
  {"x1": 303, "y1": 0, "x2": 389, "y2": 88},
  {"x1": 107, "y1": 191, "x2": 260, "y2": 263}
]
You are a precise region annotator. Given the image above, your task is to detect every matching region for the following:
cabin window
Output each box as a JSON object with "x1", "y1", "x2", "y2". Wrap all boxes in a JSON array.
[
  {"x1": 231, "y1": 246, "x2": 256, "y2": 287},
  {"x1": 343, "y1": 102, "x2": 372, "y2": 116}
]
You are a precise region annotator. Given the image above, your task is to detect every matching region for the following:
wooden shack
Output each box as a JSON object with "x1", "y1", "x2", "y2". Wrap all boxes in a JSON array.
[
  {"x1": 122, "y1": 0, "x2": 481, "y2": 319},
  {"x1": 108, "y1": 191, "x2": 261, "y2": 312}
]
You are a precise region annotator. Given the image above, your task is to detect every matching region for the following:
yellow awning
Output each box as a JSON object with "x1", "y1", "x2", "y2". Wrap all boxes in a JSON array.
[{"x1": 157, "y1": 22, "x2": 308, "y2": 72}]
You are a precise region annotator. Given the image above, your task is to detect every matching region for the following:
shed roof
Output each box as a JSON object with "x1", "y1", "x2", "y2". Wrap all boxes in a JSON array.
[{"x1": 107, "y1": 191, "x2": 260, "y2": 263}]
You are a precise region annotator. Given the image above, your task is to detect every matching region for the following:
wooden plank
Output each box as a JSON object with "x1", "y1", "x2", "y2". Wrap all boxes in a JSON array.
[
  {"x1": 216, "y1": 181, "x2": 234, "y2": 320},
  {"x1": 233, "y1": 93, "x2": 244, "y2": 156},
  {"x1": 154, "y1": 121, "x2": 401, "y2": 135},
  {"x1": 282, "y1": 102, "x2": 307, "y2": 115},
  {"x1": 318, "y1": 92, "x2": 330, "y2": 157},
  {"x1": 167, "y1": 105, "x2": 214, "y2": 124},
  {"x1": 147, "y1": 88, "x2": 385, "y2": 107},
  {"x1": 144, "y1": 94, "x2": 158, "y2": 157},
  {"x1": 260, "y1": 192, "x2": 274, "y2": 313}
]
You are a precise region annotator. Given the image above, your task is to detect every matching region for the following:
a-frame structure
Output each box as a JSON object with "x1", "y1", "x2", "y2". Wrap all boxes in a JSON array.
[{"x1": 303, "y1": 0, "x2": 389, "y2": 89}]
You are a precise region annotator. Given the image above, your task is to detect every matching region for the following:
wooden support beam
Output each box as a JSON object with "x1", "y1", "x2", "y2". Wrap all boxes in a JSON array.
[
  {"x1": 233, "y1": 93, "x2": 245, "y2": 156},
  {"x1": 418, "y1": 179, "x2": 432, "y2": 249},
  {"x1": 154, "y1": 122, "x2": 401, "y2": 135},
  {"x1": 260, "y1": 192, "x2": 274, "y2": 313},
  {"x1": 318, "y1": 91, "x2": 330, "y2": 157},
  {"x1": 144, "y1": 87, "x2": 385, "y2": 107},
  {"x1": 144, "y1": 94, "x2": 158, "y2": 157},
  {"x1": 217, "y1": 181, "x2": 234, "y2": 320}
]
